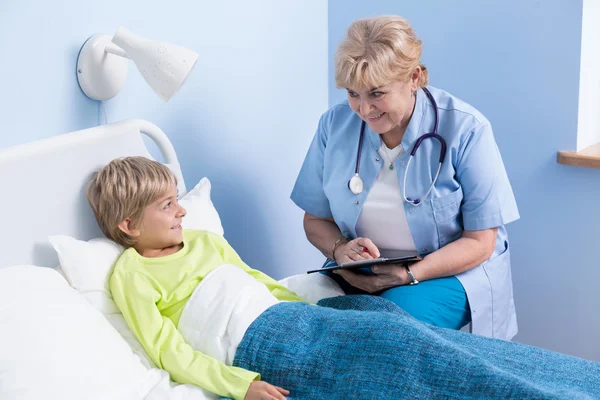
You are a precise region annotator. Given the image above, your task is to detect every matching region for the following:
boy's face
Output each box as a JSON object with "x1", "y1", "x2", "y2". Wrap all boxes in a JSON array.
[{"x1": 132, "y1": 185, "x2": 186, "y2": 254}]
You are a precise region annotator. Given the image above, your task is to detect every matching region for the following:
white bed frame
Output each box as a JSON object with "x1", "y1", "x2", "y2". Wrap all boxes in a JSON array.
[{"x1": 0, "y1": 120, "x2": 186, "y2": 269}]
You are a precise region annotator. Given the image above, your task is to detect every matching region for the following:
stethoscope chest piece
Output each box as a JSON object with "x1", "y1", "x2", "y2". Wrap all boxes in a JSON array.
[{"x1": 348, "y1": 173, "x2": 364, "y2": 195}]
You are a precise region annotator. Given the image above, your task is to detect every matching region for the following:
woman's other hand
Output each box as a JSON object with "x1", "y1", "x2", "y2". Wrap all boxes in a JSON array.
[
  {"x1": 244, "y1": 381, "x2": 289, "y2": 400},
  {"x1": 333, "y1": 237, "x2": 380, "y2": 265},
  {"x1": 335, "y1": 264, "x2": 411, "y2": 293}
]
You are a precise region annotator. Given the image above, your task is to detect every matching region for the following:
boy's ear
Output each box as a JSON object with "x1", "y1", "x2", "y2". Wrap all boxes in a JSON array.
[{"x1": 118, "y1": 218, "x2": 141, "y2": 238}]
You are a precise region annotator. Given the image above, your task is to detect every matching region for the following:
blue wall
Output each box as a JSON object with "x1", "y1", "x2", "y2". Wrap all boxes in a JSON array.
[
  {"x1": 329, "y1": 0, "x2": 600, "y2": 360},
  {"x1": 0, "y1": 0, "x2": 328, "y2": 279}
]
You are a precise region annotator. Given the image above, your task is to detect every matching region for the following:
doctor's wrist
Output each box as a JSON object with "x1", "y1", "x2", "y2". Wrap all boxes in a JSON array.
[
  {"x1": 403, "y1": 259, "x2": 428, "y2": 285},
  {"x1": 331, "y1": 237, "x2": 348, "y2": 261}
]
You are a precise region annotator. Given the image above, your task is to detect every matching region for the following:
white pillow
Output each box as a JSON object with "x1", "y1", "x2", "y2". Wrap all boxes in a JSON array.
[
  {"x1": 179, "y1": 177, "x2": 224, "y2": 236},
  {"x1": 0, "y1": 265, "x2": 160, "y2": 400}
]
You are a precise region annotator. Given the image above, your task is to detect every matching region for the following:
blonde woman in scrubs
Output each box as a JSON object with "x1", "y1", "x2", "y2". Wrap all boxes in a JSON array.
[{"x1": 291, "y1": 15, "x2": 519, "y2": 340}]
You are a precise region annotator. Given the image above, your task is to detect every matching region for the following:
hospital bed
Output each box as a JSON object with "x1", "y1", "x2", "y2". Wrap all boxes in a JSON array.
[{"x1": 0, "y1": 120, "x2": 343, "y2": 400}]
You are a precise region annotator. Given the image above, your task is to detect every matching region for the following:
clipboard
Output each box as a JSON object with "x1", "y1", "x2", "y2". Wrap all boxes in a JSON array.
[{"x1": 307, "y1": 250, "x2": 421, "y2": 274}]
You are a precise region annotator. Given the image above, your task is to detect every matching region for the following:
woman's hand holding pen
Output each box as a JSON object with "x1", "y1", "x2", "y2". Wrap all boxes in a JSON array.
[{"x1": 332, "y1": 237, "x2": 380, "y2": 265}]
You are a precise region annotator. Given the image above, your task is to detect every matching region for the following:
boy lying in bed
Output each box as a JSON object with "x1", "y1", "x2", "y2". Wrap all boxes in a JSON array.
[{"x1": 87, "y1": 156, "x2": 600, "y2": 400}]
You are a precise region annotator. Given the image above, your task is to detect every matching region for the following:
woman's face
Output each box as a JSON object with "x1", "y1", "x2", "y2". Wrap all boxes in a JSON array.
[{"x1": 346, "y1": 71, "x2": 420, "y2": 136}]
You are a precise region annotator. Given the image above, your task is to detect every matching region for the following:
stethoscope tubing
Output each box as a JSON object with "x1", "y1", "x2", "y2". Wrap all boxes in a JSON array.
[{"x1": 349, "y1": 87, "x2": 447, "y2": 205}]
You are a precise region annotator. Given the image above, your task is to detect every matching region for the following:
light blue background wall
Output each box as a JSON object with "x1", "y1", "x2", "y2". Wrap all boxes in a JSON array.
[
  {"x1": 329, "y1": 0, "x2": 600, "y2": 361},
  {"x1": 0, "y1": 0, "x2": 328, "y2": 279}
]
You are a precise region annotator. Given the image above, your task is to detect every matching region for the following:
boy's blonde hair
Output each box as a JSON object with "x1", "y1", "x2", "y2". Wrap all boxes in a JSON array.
[
  {"x1": 334, "y1": 15, "x2": 429, "y2": 91},
  {"x1": 86, "y1": 156, "x2": 177, "y2": 247}
]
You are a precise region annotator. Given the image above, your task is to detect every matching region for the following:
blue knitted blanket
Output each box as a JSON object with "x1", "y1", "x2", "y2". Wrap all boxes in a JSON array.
[{"x1": 223, "y1": 295, "x2": 599, "y2": 399}]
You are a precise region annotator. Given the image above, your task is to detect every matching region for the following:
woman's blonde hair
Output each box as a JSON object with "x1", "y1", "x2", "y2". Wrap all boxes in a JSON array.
[
  {"x1": 334, "y1": 15, "x2": 429, "y2": 90},
  {"x1": 86, "y1": 156, "x2": 177, "y2": 247}
]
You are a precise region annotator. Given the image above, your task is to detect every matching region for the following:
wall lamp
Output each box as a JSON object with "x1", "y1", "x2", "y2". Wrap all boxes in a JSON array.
[{"x1": 76, "y1": 27, "x2": 198, "y2": 102}]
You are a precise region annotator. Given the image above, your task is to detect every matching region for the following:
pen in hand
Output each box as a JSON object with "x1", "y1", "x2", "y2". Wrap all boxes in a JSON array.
[{"x1": 359, "y1": 245, "x2": 379, "y2": 258}]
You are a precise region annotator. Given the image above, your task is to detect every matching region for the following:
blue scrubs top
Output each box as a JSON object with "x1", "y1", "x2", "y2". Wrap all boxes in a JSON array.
[{"x1": 291, "y1": 86, "x2": 520, "y2": 340}]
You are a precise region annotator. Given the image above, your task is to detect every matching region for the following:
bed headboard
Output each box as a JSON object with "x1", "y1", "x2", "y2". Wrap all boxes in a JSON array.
[{"x1": 0, "y1": 119, "x2": 186, "y2": 268}]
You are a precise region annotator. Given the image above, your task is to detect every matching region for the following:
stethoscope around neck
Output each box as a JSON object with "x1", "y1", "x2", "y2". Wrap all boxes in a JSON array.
[{"x1": 348, "y1": 87, "x2": 447, "y2": 206}]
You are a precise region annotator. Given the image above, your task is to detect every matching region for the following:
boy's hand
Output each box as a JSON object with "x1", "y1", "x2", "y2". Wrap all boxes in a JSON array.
[{"x1": 244, "y1": 381, "x2": 289, "y2": 400}]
